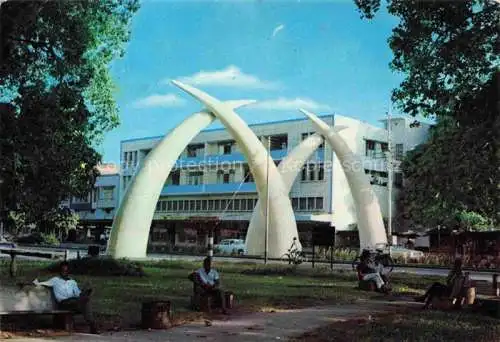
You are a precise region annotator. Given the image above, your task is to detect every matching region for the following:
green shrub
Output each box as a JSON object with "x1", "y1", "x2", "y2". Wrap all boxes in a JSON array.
[
  {"x1": 41, "y1": 233, "x2": 60, "y2": 246},
  {"x1": 47, "y1": 257, "x2": 145, "y2": 277}
]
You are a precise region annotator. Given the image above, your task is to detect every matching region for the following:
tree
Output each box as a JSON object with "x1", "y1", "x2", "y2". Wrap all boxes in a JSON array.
[
  {"x1": 396, "y1": 76, "x2": 499, "y2": 230},
  {"x1": 0, "y1": 1, "x2": 139, "y2": 224},
  {"x1": 354, "y1": 0, "x2": 499, "y2": 230},
  {"x1": 354, "y1": 0, "x2": 499, "y2": 118}
]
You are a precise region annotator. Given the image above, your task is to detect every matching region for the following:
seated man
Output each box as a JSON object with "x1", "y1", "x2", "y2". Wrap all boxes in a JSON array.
[
  {"x1": 194, "y1": 257, "x2": 228, "y2": 314},
  {"x1": 416, "y1": 258, "x2": 468, "y2": 309},
  {"x1": 34, "y1": 261, "x2": 98, "y2": 334},
  {"x1": 357, "y1": 250, "x2": 389, "y2": 293}
]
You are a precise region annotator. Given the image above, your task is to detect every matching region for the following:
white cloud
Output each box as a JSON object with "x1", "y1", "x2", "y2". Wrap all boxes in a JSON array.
[
  {"x1": 248, "y1": 97, "x2": 332, "y2": 112},
  {"x1": 272, "y1": 24, "x2": 285, "y2": 37},
  {"x1": 177, "y1": 65, "x2": 279, "y2": 89},
  {"x1": 132, "y1": 93, "x2": 185, "y2": 108}
]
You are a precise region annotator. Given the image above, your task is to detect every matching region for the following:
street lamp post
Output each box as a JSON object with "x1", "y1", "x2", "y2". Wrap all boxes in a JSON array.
[
  {"x1": 387, "y1": 106, "x2": 393, "y2": 245},
  {"x1": 264, "y1": 137, "x2": 271, "y2": 264}
]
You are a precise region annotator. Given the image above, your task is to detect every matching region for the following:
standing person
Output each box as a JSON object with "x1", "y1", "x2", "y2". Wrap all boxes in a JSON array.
[
  {"x1": 34, "y1": 261, "x2": 98, "y2": 334},
  {"x1": 195, "y1": 257, "x2": 228, "y2": 314}
]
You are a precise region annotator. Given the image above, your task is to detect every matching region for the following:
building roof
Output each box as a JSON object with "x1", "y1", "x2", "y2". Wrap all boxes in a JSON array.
[{"x1": 121, "y1": 113, "x2": 336, "y2": 144}]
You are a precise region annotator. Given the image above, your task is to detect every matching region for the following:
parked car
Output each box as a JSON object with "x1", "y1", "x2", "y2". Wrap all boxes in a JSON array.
[
  {"x1": 215, "y1": 239, "x2": 247, "y2": 255},
  {"x1": 388, "y1": 245, "x2": 425, "y2": 261}
]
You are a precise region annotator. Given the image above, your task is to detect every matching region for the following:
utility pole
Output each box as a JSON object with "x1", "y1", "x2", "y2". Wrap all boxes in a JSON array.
[
  {"x1": 387, "y1": 105, "x2": 393, "y2": 245},
  {"x1": 264, "y1": 137, "x2": 271, "y2": 264}
]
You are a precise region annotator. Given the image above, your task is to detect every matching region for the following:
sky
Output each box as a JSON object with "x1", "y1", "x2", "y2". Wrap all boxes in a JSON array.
[{"x1": 101, "y1": 0, "x2": 403, "y2": 163}]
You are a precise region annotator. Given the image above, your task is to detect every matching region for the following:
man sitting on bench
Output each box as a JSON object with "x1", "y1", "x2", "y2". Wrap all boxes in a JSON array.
[
  {"x1": 34, "y1": 261, "x2": 98, "y2": 334},
  {"x1": 195, "y1": 257, "x2": 228, "y2": 314}
]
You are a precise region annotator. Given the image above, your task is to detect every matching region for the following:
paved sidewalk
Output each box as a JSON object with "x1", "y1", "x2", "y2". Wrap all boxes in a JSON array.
[{"x1": 10, "y1": 300, "x2": 420, "y2": 342}]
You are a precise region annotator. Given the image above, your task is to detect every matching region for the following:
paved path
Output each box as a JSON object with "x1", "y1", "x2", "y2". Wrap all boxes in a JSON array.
[{"x1": 10, "y1": 300, "x2": 420, "y2": 342}]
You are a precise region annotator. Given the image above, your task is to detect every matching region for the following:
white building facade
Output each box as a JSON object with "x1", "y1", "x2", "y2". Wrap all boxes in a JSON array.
[{"x1": 119, "y1": 114, "x2": 431, "y2": 251}]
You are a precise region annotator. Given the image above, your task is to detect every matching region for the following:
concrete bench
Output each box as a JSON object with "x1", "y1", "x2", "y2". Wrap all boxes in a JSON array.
[
  {"x1": 0, "y1": 285, "x2": 74, "y2": 331},
  {"x1": 0, "y1": 310, "x2": 73, "y2": 330}
]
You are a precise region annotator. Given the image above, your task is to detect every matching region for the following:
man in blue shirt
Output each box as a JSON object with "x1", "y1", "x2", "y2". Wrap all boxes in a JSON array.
[
  {"x1": 195, "y1": 257, "x2": 228, "y2": 314},
  {"x1": 35, "y1": 261, "x2": 98, "y2": 334}
]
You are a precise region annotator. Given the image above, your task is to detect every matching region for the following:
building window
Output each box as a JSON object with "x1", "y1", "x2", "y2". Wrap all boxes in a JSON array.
[
  {"x1": 214, "y1": 199, "x2": 221, "y2": 211},
  {"x1": 220, "y1": 199, "x2": 228, "y2": 211},
  {"x1": 233, "y1": 199, "x2": 241, "y2": 211},
  {"x1": 301, "y1": 166, "x2": 307, "y2": 181},
  {"x1": 219, "y1": 141, "x2": 235, "y2": 155},
  {"x1": 243, "y1": 165, "x2": 254, "y2": 183},
  {"x1": 308, "y1": 164, "x2": 315, "y2": 181},
  {"x1": 267, "y1": 134, "x2": 288, "y2": 150},
  {"x1": 381, "y1": 143, "x2": 388, "y2": 153},
  {"x1": 187, "y1": 171, "x2": 203, "y2": 185},
  {"x1": 395, "y1": 144, "x2": 404, "y2": 161},
  {"x1": 208, "y1": 200, "x2": 214, "y2": 211},
  {"x1": 318, "y1": 163, "x2": 325, "y2": 181},
  {"x1": 202, "y1": 200, "x2": 208, "y2": 211},
  {"x1": 160, "y1": 201, "x2": 167, "y2": 211},
  {"x1": 315, "y1": 197, "x2": 323, "y2": 210},
  {"x1": 365, "y1": 169, "x2": 389, "y2": 186},
  {"x1": 217, "y1": 170, "x2": 224, "y2": 184},
  {"x1": 187, "y1": 144, "x2": 204, "y2": 158},
  {"x1": 365, "y1": 140, "x2": 376, "y2": 158},
  {"x1": 167, "y1": 201, "x2": 173, "y2": 211},
  {"x1": 240, "y1": 199, "x2": 247, "y2": 211},
  {"x1": 178, "y1": 200, "x2": 184, "y2": 211},
  {"x1": 183, "y1": 200, "x2": 189, "y2": 211},
  {"x1": 166, "y1": 170, "x2": 180, "y2": 186},
  {"x1": 246, "y1": 199, "x2": 254, "y2": 210},
  {"x1": 394, "y1": 172, "x2": 403, "y2": 188},
  {"x1": 291, "y1": 198, "x2": 299, "y2": 210},
  {"x1": 307, "y1": 197, "x2": 315, "y2": 210},
  {"x1": 223, "y1": 173, "x2": 230, "y2": 184},
  {"x1": 189, "y1": 200, "x2": 195, "y2": 211},
  {"x1": 299, "y1": 198, "x2": 307, "y2": 210}
]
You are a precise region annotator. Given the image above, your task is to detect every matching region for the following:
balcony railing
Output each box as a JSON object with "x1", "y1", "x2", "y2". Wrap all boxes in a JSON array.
[{"x1": 162, "y1": 182, "x2": 257, "y2": 195}]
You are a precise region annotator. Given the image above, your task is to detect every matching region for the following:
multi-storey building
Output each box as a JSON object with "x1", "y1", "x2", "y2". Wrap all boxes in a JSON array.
[
  {"x1": 61, "y1": 163, "x2": 120, "y2": 240},
  {"x1": 119, "y1": 114, "x2": 431, "y2": 252}
]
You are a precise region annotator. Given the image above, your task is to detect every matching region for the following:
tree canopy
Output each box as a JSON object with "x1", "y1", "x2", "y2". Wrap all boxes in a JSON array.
[
  {"x1": 354, "y1": 0, "x2": 499, "y2": 231},
  {"x1": 355, "y1": 0, "x2": 499, "y2": 118},
  {"x1": 0, "y1": 0, "x2": 139, "y2": 224}
]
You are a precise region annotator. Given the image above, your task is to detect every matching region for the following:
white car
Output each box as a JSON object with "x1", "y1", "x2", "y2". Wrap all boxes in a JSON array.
[
  {"x1": 388, "y1": 245, "x2": 424, "y2": 261},
  {"x1": 215, "y1": 239, "x2": 247, "y2": 255}
]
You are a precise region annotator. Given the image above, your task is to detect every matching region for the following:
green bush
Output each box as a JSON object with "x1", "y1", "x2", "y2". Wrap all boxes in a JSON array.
[
  {"x1": 41, "y1": 233, "x2": 60, "y2": 246},
  {"x1": 47, "y1": 257, "x2": 145, "y2": 277}
]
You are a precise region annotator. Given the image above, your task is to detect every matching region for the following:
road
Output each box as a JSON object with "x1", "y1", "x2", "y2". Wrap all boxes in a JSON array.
[{"x1": 2, "y1": 246, "x2": 497, "y2": 282}]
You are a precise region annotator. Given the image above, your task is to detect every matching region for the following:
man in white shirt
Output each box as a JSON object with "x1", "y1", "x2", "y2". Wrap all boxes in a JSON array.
[
  {"x1": 34, "y1": 261, "x2": 98, "y2": 334},
  {"x1": 195, "y1": 257, "x2": 228, "y2": 314}
]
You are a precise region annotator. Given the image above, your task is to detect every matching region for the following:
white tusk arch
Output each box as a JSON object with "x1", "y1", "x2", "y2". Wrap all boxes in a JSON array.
[
  {"x1": 299, "y1": 109, "x2": 388, "y2": 250},
  {"x1": 245, "y1": 133, "x2": 325, "y2": 254},
  {"x1": 108, "y1": 99, "x2": 255, "y2": 259},
  {"x1": 172, "y1": 80, "x2": 301, "y2": 258}
]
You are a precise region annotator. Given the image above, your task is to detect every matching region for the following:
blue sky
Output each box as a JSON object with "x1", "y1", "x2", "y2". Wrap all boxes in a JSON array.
[{"x1": 101, "y1": 0, "x2": 402, "y2": 163}]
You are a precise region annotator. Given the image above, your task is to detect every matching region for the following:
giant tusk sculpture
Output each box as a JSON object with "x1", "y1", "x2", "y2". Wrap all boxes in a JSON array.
[
  {"x1": 171, "y1": 81, "x2": 301, "y2": 258},
  {"x1": 245, "y1": 133, "x2": 325, "y2": 255},
  {"x1": 108, "y1": 101, "x2": 254, "y2": 259},
  {"x1": 300, "y1": 109, "x2": 388, "y2": 250}
]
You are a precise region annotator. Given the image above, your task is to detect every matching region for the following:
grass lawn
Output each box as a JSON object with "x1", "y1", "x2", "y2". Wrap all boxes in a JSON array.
[
  {"x1": 293, "y1": 309, "x2": 500, "y2": 342},
  {"x1": 1, "y1": 258, "x2": 444, "y2": 332}
]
